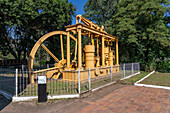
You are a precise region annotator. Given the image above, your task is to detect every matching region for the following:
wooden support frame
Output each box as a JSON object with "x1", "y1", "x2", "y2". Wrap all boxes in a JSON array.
[
  {"x1": 28, "y1": 31, "x2": 77, "y2": 83},
  {"x1": 77, "y1": 25, "x2": 82, "y2": 69},
  {"x1": 67, "y1": 31, "x2": 70, "y2": 68},
  {"x1": 65, "y1": 15, "x2": 119, "y2": 69},
  {"x1": 60, "y1": 34, "x2": 64, "y2": 60},
  {"x1": 116, "y1": 39, "x2": 119, "y2": 65},
  {"x1": 102, "y1": 37, "x2": 105, "y2": 66},
  {"x1": 28, "y1": 15, "x2": 119, "y2": 83}
]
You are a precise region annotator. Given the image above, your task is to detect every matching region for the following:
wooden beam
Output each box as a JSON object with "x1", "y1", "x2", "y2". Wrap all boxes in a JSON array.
[
  {"x1": 102, "y1": 37, "x2": 105, "y2": 66},
  {"x1": 60, "y1": 34, "x2": 64, "y2": 60},
  {"x1": 67, "y1": 31, "x2": 70, "y2": 68},
  {"x1": 41, "y1": 44, "x2": 59, "y2": 62},
  {"x1": 116, "y1": 39, "x2": 119, "y2": 65},
  {"x1": 78, "y1": 26, "x2": 82, "y2": 68}
]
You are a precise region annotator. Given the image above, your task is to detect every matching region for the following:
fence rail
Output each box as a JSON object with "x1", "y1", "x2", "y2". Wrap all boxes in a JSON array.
[{"x1": 0, "y1": 62, "x2": 140, "y2": 101}]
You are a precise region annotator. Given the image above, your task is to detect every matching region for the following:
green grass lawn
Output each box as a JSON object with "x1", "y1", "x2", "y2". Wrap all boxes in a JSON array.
[
  {"x1": 139, "y1": 72, "x2": 170, "y2": 87},
  {"x1": 119, "y1": 71, "x2": 149, "y2": 85},
  {"x1": 18, "y1": 73, "x2": 124, "y2": 96}
]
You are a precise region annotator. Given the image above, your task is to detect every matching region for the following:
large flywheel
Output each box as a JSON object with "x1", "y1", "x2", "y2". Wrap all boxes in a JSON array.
[{"x1": 28, "y1": 31, "x2": 77, "y2": 83}]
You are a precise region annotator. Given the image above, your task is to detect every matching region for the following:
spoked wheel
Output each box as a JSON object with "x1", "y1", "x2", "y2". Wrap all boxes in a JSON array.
[{"x1": 28, "y1": 31, "x2": 77, "y2": 83}]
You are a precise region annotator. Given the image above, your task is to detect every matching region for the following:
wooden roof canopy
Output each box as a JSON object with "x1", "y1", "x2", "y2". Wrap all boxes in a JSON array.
[{"x1": 65, "y1": 15, "x2": 118, "y2": 41}]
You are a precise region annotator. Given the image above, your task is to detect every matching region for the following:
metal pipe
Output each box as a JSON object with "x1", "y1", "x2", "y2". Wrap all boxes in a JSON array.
[
  {"x1": 78, "y1": 69, "x2": 81, "y2": 95},
  {"x1": 88, "y1": 67, "x2": 91, "y2": 90},
  {"x1": 15, "y1": 69, "x2": 18, "y2": 97}
]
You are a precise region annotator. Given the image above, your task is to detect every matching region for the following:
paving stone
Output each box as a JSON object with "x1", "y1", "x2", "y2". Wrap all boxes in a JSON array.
[{"x1": 79, "y1": 86, "x2": 170, "y2": 113}]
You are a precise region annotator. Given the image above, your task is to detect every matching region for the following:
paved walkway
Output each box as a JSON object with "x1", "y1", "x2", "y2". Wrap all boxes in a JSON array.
[{"x1": 79, "y1": 86, "x2": 170, "y2": 113}]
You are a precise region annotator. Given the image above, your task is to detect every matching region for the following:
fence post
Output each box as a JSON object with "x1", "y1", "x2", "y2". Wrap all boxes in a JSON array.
[
  {"x1": 22, "y1": 65, "x2": 24, "y2": 77},
  {"x1": 132, "y1": 63, "x2": 134, "y2": 75},
  {"x1": 47, "y1": 64, "x2": 49, "y2": 69},
  {"x1": 78, "y1": 69, "x2": 81, "y2": 95},
  {"x1": 15, "y1": 69, "x2": 18, "y2": 97},
  {"x1": 88, "y1": 67, "x2": 91, "y2": 90},
  {"x1": 110, "y1": 66, "x2": 112, "y2": 82},
  {"x1": 123, "y1": 63, "x2": 125, "y2": 77},
  {"x1": 22, "y1": 65, "x2": 24, "y2": 70}
]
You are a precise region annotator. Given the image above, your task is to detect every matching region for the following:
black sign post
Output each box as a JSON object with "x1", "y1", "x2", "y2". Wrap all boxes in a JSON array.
[{"x1": 38, "y1": 76, "x2": 47, "y2": 103}]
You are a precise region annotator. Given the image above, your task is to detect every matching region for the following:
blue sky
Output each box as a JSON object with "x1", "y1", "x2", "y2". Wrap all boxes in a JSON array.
[
  {"x1": 68, "y1": 0, "x2": 87, "y2": 25},
  {"x1": 68, "y1": 0, "x2": 169, "y2": 26}
]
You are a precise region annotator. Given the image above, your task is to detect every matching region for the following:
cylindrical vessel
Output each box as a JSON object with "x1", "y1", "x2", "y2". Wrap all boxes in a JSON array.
[{"x1": 85, "y1": 45, "x2": 95, "y2": 69}]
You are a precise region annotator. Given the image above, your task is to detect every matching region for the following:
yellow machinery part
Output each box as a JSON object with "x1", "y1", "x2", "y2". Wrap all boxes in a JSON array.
[
  {"x1": 28, "y1": 15, "x2": 119, "y2": 83},
  {"x1": 28, "y1": 31, "x2": 77, "y2": 83},
  {"x1": 84, "y1": 44, "x2": 95, "y2": 69}
]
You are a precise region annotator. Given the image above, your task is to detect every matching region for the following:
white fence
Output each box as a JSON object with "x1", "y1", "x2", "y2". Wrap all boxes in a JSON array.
[{"x1": 0, "y1": 62, "x2": 140, "y2": 101}]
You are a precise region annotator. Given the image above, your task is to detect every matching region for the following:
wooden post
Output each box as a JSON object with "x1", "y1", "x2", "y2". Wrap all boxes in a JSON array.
[
  {"x1": 78, "y1": 26, "x2": 82, "y2": 69},
  {"x1": 74, "y1": 40, "x2": 77, "y2": 61},
  {"x1": 67, "y1": 31, "x2": 70, "y2": 68},
  {"x1": 60, "y1": 34, "x2": 64, "y2": 60},
  {"x1": 116, "y1": 39, "x2": 119, "y2": 65},
  {"x1": 102, "y1": 37, "x2": 105, "y2": 66},
  {"x1": 97, "y1": 37, "x2": 99, "y2": 57},
  {"x1": 91, "y1": 34, "x2": 94, "y2": 45}
]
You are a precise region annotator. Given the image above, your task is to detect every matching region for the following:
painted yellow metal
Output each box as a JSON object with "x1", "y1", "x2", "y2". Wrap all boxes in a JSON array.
[
  {"x1": 104, "y1": 47, "x2": 109, "y2": 66},
  {"x1": 116, "y1": 39, "x2": 119, "y2": 65},
  {"x1": 66, "y1": 23, "x2": 117, "y2": 40},
  {"x1": 60, "y1": 34, "x2": 64, "y2": 60},
  {"x1": 74, "y1": 35, "x2": 78, "y2": 61},
  {"x1": 28, "y1": 31, "x2": 77, "y2": 71},
  {"x1": 67, "y1": 31, "x2": 70, "y2": 69},
  {"x1": 96, "y1": 37, "x2": 99, "y2": 57},
  {"x1": 41, "y1": 44, "x2": 60, "y2": 62},
  {"x1": 33, "y1": 67, "x2": 59, "y2": 74},
  {"x1": 28, "y1": 15, "x2": 120, "y2": 82},
  {"x1": 76, "y1": 15, "x2": 105, "y2": 32},
  {"x1": 91, "y1": 34, "x2": 94, "y2": 45},
  {"x1": 77, "y1": 25, "x2": 82, "y2": 69},
  {"x1": 115, "y1": 39, "x2": 119, "y2": 72},
  {"x1": 84, "y1": 44, "x2": 95, "y2": 69},
  {"x1": 109, "y1": 51, "x2": 113, "y2": 66},
  {"x1": 28, "y1": 31, "x2": 77, "y2": 83},
  {"x1": 102, "y1": 37, "x2": 105, "y2": 66},
  {"x1": 95, "y1": 56, "x2": 100, "y2": 67}
]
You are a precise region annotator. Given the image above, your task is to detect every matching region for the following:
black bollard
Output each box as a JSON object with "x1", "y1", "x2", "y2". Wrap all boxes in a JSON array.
[{"x1": 38, "y1": 76, "x2": 47, "y2": 103}]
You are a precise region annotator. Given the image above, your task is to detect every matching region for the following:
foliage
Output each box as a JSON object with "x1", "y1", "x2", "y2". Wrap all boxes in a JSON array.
[
  {"x1": 39, "y1": 60, "x2": 46, "y2": 65},
  {"x1": 0, "y1": 51, "x2": 14, "y2": 60},
  {"x1": 84, "y1": 0, "x2": 170, "y2": 71},
  {"x1": 84, "y1": 0, "x2": 119, "y2": 26},
  {"x1": 0, "y1": 0, "x2": 75, "y2": 60},
  {"x1": 156, "y1": 59, "x2": 170, "y2": 73}
]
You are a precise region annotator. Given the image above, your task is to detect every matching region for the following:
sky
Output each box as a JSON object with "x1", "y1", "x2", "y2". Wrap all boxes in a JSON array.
[{"x1": 68, "y1": 0, "x2": 87, "y2": 25}]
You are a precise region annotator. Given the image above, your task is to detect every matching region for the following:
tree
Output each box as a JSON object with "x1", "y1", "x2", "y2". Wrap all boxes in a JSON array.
[
  {"x1": 84, "y1": 0, "x2": 170, "y2": 71},
  {"x1": 0, "y1": 0, "x2": 75, "y2": 60},
  {"x1": 84, "y1": 0, "x2": 119, "y2": 26}
]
